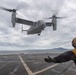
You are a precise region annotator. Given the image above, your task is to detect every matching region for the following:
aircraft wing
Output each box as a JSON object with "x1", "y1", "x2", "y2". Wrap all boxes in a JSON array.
[
  {"x1": 16, "y1": 18, "x2": 34, "y2": 26},
  {"x1": 46, "y1": 22, "x2": 52, "y2": 26}
]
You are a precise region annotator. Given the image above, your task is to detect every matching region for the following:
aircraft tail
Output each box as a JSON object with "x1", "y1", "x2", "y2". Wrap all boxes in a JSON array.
[{"x1": 21, "y1": 25, "x2": 28, "y2": 33}]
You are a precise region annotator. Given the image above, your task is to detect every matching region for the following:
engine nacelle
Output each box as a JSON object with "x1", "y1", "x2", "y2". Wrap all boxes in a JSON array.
[
  {"x1": 52, "y1": 18, "x2": 57, "y2": 31},
  {"x1": 52, "y1": 24, "x2": 57, "y2": 31},
  {"x1": 11, "y1": 11, "x2": 16, "y2": 27}
]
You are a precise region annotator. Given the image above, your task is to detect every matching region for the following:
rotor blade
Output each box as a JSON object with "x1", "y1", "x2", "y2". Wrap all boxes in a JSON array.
[
  {"x1": 0, "y1": 7, "x2": 13, "y2": 12},
  {"x1": 44, "y1": 17, "x2": 53, "y2": 19},
  {"x1": 47, "y1": 17, "x2": 53, "y2": 19},
  {"x1": 56, "y1": 17, "x2": 66, "y2": 19},
  {"x1": 51, "y1": 9, "x2": 59, "y2": 16},
  {"x1": 45, "y1": 16, "x2": 66, "y2": 19},
  {"x1": 16, "y1": 1, "x2": 29, "y2": 10}
]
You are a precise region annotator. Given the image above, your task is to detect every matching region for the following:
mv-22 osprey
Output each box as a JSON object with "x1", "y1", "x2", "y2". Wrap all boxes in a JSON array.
[{"x1": 0, "y1": 7, "x2": 65, "y2": 36}]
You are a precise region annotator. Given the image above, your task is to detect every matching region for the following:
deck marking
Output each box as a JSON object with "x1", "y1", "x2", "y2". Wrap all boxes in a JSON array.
[
  {"x1": 34, "y1": 64, "x2": 58, "y2": 75},
  {"x1": 18, "y1": 55, "x2": 35, "y2": 75},
  {"x1": 19, "y1": 55, "x2": 59, "y2": 75},
  {"x1": 59, "y1": 62, "x2": 73, "y2": 75}
]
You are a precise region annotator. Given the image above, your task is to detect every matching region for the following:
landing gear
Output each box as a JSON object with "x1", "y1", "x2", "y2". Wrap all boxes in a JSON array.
[
  {"x1": 38, "y1": 33, "x2": 40, "y2": 36},
  {"x1": 42, "y1": 28, "x2": 44, "y2": 30}
]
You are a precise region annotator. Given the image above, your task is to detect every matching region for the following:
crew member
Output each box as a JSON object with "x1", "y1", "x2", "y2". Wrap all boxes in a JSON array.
[{"x1": 44, "y1": 38, "x2": 76, "y2": 65}]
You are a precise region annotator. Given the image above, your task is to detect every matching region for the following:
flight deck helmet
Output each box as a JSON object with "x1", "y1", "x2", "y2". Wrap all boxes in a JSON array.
[{"x1": 72, "y1": 38, "x2": 76, "y2": 48}]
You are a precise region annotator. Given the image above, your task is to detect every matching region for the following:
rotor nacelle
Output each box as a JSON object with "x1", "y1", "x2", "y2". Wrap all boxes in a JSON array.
[{"x1": 11, "y1": 10, "x2": 16, "y2": 27}]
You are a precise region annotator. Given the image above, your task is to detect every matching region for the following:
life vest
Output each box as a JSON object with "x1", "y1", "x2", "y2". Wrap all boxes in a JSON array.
[{"x1": 72, "y1": 49, "x2": 76, "y2": 55}]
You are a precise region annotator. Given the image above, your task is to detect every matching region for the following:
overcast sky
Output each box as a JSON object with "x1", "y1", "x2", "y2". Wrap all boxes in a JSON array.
[{"x1": 0, "y1": 0, "x2": 76, "y2": 51}]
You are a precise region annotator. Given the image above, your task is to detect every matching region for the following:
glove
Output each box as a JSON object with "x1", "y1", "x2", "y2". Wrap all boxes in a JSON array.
[{"x1": 44, "y1": 56, "x2": 53, "y2": 63}]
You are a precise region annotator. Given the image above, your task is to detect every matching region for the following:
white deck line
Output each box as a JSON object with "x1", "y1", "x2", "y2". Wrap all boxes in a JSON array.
[
  {"x1": 18, "y1": 55, "x2": 35, "y2": 75},
  {"x1": 34, "y1": 64, "x2": 59, "y2": 75},
  {"x1": 19, "y1": 55, "x2": 59, "y2": 75}
]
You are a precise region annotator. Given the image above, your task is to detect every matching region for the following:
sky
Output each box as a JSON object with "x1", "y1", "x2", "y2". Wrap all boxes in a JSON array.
[{"x1": 0, "y1": 0, "x2": 76, "y2": 50}]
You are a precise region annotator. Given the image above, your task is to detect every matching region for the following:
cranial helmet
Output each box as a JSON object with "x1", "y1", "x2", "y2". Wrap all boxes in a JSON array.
[{"x1": 72, "y1": 38, "x2": 76, "y2": 48}]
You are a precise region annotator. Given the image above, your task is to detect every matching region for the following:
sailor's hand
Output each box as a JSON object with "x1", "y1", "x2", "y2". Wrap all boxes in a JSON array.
[{"x1": 44, "y1": 56, "x2": 52, "y2": 63}]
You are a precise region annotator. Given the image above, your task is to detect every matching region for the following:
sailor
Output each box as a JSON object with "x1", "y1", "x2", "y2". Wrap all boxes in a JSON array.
[{"x1": 44, "y1": 38, "x2": 76, "y2": 65}]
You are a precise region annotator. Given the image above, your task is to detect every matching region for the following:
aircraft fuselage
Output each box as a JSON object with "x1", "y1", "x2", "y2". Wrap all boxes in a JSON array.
[{"x1": 27, "y1": 20, "x2": 46, "y2": 35}]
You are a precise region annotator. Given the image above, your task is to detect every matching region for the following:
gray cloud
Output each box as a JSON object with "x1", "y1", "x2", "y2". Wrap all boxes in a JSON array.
[{"x1": 0, "y1": 0, "x2": 76, "y2": 50}]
